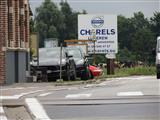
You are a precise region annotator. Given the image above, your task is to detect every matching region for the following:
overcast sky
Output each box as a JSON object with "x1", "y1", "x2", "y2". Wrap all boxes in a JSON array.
[{"x1": 29, "y1": 0, "x2": 160, "y2": 18}]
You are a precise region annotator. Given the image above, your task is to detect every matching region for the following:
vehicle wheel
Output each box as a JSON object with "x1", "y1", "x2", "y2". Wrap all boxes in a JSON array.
[
  {"x1": 157, "y1": 72, "x2": 160, "y2": 79},
  {"x1": 81, "y1": 68, "x2": 90, "y2": 80},
  {"x1": 63, "y1": 66, "x2": 70, "y2": 81},
  {"x1": 70, "y1": 66, "x2": 76, "y2": 80}
]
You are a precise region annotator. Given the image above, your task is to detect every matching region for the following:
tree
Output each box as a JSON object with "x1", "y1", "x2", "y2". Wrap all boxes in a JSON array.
[
  {"x1": 30, "y1": 17, "x2": 35, "y2": 33},
  {"x1": 150, "y1": 12, "x2": 160, "y2": 37},
  {"x1": 60, "y1": 1, "x2": 87, "y2": 43},
  {"x1": 35, "y1": 0, "x2": 65, "y2": 47},
  {"x1": 130, "y1": 12, "x2": 155, "y2": 63},
  {"x1": 60, "y1": 1, "x2": 75, "y2": 41},
  {"x1": 117, "y1": 12, "x2": 156, "y2": 64},
  {"x1": 118, "y1": 15, "x2": 134, "y2": 50},
  {"x1": 131, "y1": 12, "x2": 149, "y2": 30},
  {"x1": 117, "y1": 47, "x2": 136, "y2": 62}
]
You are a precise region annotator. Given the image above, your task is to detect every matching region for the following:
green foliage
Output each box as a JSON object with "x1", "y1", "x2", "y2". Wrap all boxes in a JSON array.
[
  {"x1": 117, "y1": 11, "x2": 159, "y2": 64},
  {"x1": 35, "y1": 0, "x2": 64, "y2": 47},
  {"x1": 150, "y1": 12, "x2": 160, "y2": 37},
  {"x1": 30, "y1": 17, "x2": 35, "y2": 33},
  {"x1": 115, "y1": 66, "x2": 156, "y2": 76},
  {"x1": 118, "y1": 15, "x2": 134, "y2": 50},
  {"x1": 117, "y1": 47, "x2": 136, "y2": 62},
  {"x1": 60, "y1": 2, "x2": 79, "y2": 43},
  {"x1": 34, "y1": 0, "x2": 86, "y2": 47},
  {"x1": 131, "y1": 28, "x2": 155, "y2": 63}
]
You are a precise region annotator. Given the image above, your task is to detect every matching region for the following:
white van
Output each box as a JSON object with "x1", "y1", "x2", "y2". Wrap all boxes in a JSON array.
[{"x1": 156, "y1": 36, "x2": 160, "y2": 79}]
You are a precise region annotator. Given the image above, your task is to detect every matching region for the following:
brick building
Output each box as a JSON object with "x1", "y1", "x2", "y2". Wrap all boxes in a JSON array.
[{"x1": 0, "y1": 0, "x2": 31, "y2": 84}]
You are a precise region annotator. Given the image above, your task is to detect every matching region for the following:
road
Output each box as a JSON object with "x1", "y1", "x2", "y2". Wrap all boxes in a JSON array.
[{"x1": 1, "y1": 76, "x2": 160, "y2": 120}]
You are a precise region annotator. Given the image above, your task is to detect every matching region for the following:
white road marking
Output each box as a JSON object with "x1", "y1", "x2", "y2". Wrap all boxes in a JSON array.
[
  {"x1": 65, "y1": 93, "x2": 92, "y2": 99},
  {"x1": 27, "y1": 87, "x2": 38, "y2": 89},
  {"x1": 0, "y1": 115, "x2": 8, "y2": 120},
  {"x1": 98, "y1": 83, "x2": 107, "y2": 86},
  {"x1": 1, "y1": 87, "x2": 25, "y2": 91},
  {"x1": 115, "y1": 76, "x2": 154, "y2": 80},
  {"x1": 68, "y1": 87, "x2": 79, "y2": 90},
  {"x1": 0, "y1": 90, "x2": 44, "y2": 100},
  {"x1": 25, "y1": 98, "x2": 51, "y2": 120},
  {"x1": 1, "y1": 87, "x2": 38, "y2": 91},
  {"x1": 117, "y1": 91, "x2": 144, "y2": 96},
  {"x1": 38, "y1": 92, "x2": 52, "y2": 97},
  {"x1": 0, "y1": 96, "x2": 19, "y2": 100},
  {"x1": 85, "y1": 84, "x2": 95, "y2": 88},
  {"x1": 0, "y1": 107, "x2": 4, "y2": 113}
]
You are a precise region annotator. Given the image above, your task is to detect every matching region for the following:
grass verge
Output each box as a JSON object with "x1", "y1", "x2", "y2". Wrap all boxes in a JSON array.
[
  {"x1": 54, "y1": 66, "x2": 156, "y2": 86},
  {"x1": 103, "y1": 66, "x2": 156, "y2": 78}
]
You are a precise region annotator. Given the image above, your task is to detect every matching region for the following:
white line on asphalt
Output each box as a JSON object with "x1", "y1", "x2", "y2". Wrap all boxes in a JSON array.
[
  {"x1": 25, "y1": 98, "x2": 51, "y2": 120},
  {"x1": 68, "y1": 87, "x2": 79, "y2": 90},
  {"x1": 65, "y1": 93, "x2": 92, "y2": 99},
  {"x1": 38, "y1": 92, "x2": 52, "y2": 97},
  {"x1": 0, "y1": 107, "x2": 4, "y2": 113},
  {"x1": 98, "y1": 83, "x2": 107, "y2": 86},
  {"x1": 85, "y1": 84, "x2": 95, "y2": 88},
  {"x1": 0, "y1": 115, "x2": 8, "y2": 120},
  {"x1": 1, "y1": 87, "x2": 39, "y2": 91},
  {"x1": 1, "y1": 87, "x2": 25, "y2": 91},
  {"x1": 0, "y1": 96, "x2": 19, "y2": 100},
  {"x1": 0, "y1": 90, "x2": 44, "y2": 100},
  {"x1": 27, "y1": 87, "x2": 38, "y2": 89},
  {"x1": 117, "y1": 91, "x2": 144, "y2": 96},
  {"x1": 115, "y1": 76, "x2": 154, "y2": 80}
]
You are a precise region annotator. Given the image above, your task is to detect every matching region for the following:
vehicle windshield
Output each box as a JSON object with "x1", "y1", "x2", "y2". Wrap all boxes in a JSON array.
[
  {"x1": 68, "y1": 49, "x2": 83, "y2": 59},
  {"x1": 39, "y1": 48, "x2": 65, "y2": 60}
]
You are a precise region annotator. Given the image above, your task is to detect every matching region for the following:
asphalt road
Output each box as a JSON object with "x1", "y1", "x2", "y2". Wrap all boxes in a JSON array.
[
  {"x1": 44, "y1": 102, "x2": 159, "y2": 120},
  {"x1": 2, "y1": 76, "x2": 160, "y2": 120},
  {"x1": 36, "y1": 76, "x2": 160, "y2": 120}
]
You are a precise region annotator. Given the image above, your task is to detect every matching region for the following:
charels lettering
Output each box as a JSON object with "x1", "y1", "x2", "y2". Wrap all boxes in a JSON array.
[{"x1": 80, "y1": 29, "x2": 115, "y2": 36}]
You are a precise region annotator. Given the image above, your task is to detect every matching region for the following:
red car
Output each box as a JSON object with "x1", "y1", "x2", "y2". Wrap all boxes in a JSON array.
[{"x1": 89, "y1": 65, "x2": 103, "y2": 78}]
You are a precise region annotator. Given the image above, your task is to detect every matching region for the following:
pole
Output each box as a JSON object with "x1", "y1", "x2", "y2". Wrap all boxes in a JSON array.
[
  {"x1": 93, "y1": 40, "x2": 96, "y2": 65},
  {"x1": 107, "y1": 58, "x2": 115, "y2": 75},
  {"x1": 60, "y1": 43, "x2": 62, "y2": 80},
  {"x1": 92, "y1": 29, "x2": 96, "y2": 65}
]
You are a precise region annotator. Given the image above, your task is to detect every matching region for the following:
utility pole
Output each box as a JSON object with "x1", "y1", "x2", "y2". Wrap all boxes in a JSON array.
[
  {"x1": 60, "y1": 43, "x2": 62, "y2": 80},
  {"x1": 92, "y1": 29, "x2": 96, "y2": 65}
]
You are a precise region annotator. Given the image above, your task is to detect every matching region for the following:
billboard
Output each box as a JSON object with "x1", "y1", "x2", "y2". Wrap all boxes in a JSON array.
[{"x1": 78, "y1": 15, "x2": 118, "y2": 54}]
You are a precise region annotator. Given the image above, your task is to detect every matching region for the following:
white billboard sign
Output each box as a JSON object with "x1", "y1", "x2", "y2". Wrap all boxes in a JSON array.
[{"x1": 78, "y1": 15, "x2": 118, "y2": 54}]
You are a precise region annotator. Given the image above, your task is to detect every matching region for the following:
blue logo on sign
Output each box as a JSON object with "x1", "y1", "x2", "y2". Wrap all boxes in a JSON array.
[{"x1": 91, "y1": 16, "x2": 104, "y2": 28}]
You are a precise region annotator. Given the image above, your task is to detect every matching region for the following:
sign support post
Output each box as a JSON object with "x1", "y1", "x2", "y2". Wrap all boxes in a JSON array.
[
  {"x1": 105, "y1": 53, "x2": 115, "y2": 75},
  {"x1": 92, "y1": 29, "x2": 96, "y2": 65},
  {"x1": 107, "y1": 58, "x2": 115, "y2": 75}
]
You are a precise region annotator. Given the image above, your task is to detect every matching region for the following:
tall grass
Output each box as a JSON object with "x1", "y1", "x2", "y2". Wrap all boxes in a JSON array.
[{"x1": 103, "y1": 66, "x2": 156, "y2": 78}]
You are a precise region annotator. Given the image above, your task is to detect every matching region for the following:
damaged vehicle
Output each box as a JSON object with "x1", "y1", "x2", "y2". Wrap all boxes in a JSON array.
[
  {"x1": 66, "y1": 46, "x2": 90, "y2": 80},
  {"x1": 30, "y1": 47, "x2": 76, "y2": 81}
]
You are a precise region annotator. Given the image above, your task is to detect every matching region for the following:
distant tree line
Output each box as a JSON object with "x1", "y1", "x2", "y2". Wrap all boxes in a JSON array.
[
  {"x1": 30, "y1": 0, "x2": 86, "y2": 47},
  {"x1": 30, "y1": 0, "x2": 160, "y2": 65},
  {"x1": 117, "y1": 12, "x2": 160, "y2": 65}
]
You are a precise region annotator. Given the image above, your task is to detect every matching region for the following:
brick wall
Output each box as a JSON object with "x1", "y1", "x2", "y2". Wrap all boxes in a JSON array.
[
  {"x1": 8, "y1": 0, "x2": 15, "y2": 47},
  {"x1": 0, "y1": 0, "x2": 30, "y2": 84},
  {"x1": 15, "y1": 0, "x2": 20, "y2": 47},
  {"x1": 25, "y1": 2, "x2": 30, "y2": 48},
  {"x1": 19, "y1": 0, "x2": 25, "y2": 48},
  {"x1": 0, "y1": 0, "x2": 8, "y2": 83}
]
